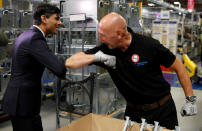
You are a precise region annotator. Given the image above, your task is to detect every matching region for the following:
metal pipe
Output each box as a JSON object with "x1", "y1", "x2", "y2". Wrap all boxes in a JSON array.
[
  {"x1": 90, "y1": 73, "x2": 94, "y2": 113},
  {"x1": 191, "y1": 12, "x2": 194, "y2": 42},
  {"x1": 148, "y1": 0, "x2": 189, "y2": 14},
  {"x1": 87, "y1": 16, "x2": 99, "y2": 113},
  {"x1": 68, "y1": 20, "x2": 72, "y2": 78},
  {"x1": 56, "y1": 78, "x2": 61, "y2": 129},
  {"x1": 81, "y1": 20, "x2": 85, "y2": 80},
  {"x1": 181, "y1": 14, "x2": 186, "y2": 46}
]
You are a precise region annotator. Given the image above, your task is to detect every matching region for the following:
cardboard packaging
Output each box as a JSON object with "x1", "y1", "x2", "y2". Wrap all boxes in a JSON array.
[
  {"x1": 58, "y1": 113, "x2": 171, "y2": 131},
  {"x1": 58, "y1": 113, "x2": 124, "y2": 131}
]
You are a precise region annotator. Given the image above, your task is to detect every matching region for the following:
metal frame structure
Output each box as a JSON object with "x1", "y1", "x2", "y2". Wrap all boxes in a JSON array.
[{"x1": 56, "y1": 73, "x2": 97, "y2": 128}]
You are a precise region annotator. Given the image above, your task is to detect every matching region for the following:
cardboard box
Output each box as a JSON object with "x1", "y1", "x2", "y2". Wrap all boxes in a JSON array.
[
  {"x1": 58, "y1": 113, "x2": 171, "y2": 131},
  {"x1": 58, "y1": 113, "x2": 124, "y2": 131}
]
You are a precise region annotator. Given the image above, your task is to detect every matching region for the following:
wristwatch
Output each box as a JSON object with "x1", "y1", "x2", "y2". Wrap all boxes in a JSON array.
[{"x1": 186, "y1": 96, "x2": 197, "y2": 102}]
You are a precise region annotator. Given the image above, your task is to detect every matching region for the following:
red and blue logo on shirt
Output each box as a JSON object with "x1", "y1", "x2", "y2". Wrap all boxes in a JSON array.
[
  {"x1": 131, "y1": 54, "x2": 139, "y2": 63},
  {"x1": 131, "y1": 54, "x2": 148, "y2": 66}
]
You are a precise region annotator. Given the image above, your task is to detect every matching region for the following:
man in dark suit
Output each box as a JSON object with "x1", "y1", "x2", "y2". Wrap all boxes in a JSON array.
[{"x1": 2, "y1": 3, "x2": 66, "y2": 131}]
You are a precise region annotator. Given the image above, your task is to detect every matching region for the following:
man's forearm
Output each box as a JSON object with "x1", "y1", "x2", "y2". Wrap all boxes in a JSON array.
[
  {"x1": 65, "y1": 52, "x2": 94, "y2": 69},
  {"x1": 170, "y1": 58, "x2": 193, "y2": 97},
  {"x1": 176, "y1": 66, "x2": 193, "y2": 96}
]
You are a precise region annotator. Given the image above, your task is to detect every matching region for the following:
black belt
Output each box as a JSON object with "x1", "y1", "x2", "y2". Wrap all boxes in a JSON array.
[{"x1": 127, "y1": 93, "x2": 172, "y2": 111}]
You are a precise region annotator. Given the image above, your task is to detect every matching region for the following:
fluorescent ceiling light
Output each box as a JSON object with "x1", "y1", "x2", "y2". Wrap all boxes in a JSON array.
[
  {"x1": 174, "y1": 2, "x2": 180, "y2": 5},
  {"x1": 174, "y1": 2, "x2": 181, "y2": 8},
  {"x1": 148, "y1": 3, "x2": 155, "y2": 6}
]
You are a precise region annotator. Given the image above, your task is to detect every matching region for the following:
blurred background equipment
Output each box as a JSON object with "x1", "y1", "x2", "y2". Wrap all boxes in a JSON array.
[
  {"x1": 0, "y1": 0, "x2": 202, "y2": 131},
  {"x1": 0, "y1": 29, "x2": 8, "y2": 47}
]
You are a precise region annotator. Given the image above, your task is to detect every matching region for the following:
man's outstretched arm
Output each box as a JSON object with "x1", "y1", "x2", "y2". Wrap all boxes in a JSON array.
[
  {"x1": 65, "y1": 51, "x2": 116, "y2": 69},
  {"x1": 65, "y1": 52, "x2": 94, "y2": 69}
]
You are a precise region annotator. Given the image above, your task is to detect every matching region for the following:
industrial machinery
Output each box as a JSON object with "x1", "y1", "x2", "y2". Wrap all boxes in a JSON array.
[
  {"x1": 55, "y1": 0, "x2": 143, "y2": 127},
  {"x1": 182, "y1": 53, "x2": 202, "y2": 83},
  {"x1": 0, "y1": 30, "x2": 10, "y2": 122},
  {"x1": 56, "y1": 73, "x2": 97, "y2": 128},
  {"x1": 0, "y1": 0, "x2": 194, "y2": 130}
]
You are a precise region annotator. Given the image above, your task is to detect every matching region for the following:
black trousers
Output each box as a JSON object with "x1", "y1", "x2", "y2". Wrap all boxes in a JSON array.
[
  {"x1": 10, "y1": 114, "x2": 43, "y2": 131},
  {"x1": 124, "y1": 98, "x2": 178, "y2": 130}
]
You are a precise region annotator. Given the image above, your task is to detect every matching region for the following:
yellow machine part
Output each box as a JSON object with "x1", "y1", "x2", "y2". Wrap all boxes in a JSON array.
[
  {"x1": 182, "y1": 54, "x2": 197, "y2": 78},
  {"x1": 0, "y1": 0, "x2": 2, "y2": 8}
]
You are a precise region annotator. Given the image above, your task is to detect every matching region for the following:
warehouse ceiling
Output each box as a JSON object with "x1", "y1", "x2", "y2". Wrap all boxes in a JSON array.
[
  {"x1": 164, "y1": 0, "x2": 202, "y2": 12},
  {"x1": 141, "y1": 0, "x2": 202, "y2": 12}
]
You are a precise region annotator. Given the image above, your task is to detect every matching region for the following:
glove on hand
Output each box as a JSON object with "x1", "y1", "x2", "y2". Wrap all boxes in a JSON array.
[
  {"x1": 94, "y1": 51, "x2": 116, "y2": 69},
  {"x1": 180, "y1": 99, "x2": 197, "y2": 116}
]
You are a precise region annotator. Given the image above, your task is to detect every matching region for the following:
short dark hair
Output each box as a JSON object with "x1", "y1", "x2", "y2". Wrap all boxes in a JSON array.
[{"x1": 33, "y1": 3, "x2": 60, "y2": 25}]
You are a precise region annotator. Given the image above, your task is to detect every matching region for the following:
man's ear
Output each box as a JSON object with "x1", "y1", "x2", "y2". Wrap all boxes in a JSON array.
[
  {"x1": 117, "y1": 30, "x2": 123, "y2": 39},
  {"x1": 41, "y1": 15, "x2": 47, "y2": 24}
]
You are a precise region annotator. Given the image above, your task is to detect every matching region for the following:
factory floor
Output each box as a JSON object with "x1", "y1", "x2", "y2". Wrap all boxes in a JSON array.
[{"x1": 0, "y1": 87, "x2": 202, "y2": 131}]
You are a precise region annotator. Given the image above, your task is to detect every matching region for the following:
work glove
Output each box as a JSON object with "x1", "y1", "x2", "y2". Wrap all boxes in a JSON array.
[
  {"x1": 180, "y1": 99, "x2": 197, "y2": 116},
  {"x1": 94, "y1": 51, "x2": 116, "y2": 69}
]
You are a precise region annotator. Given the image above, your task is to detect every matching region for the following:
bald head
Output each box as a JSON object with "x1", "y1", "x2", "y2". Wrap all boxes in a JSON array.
[
  {"x1": 98, "y1": 13, "x2": 131, "y2": 50},
  {"x1": 99, "y1": 12, "x2": 127, "y2": 33}
]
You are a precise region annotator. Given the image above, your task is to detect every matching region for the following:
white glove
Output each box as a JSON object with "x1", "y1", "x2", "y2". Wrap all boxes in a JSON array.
[
  {"x1": 180, "y1": 99, "x2": 197, "y2": 116},
  {"x1": 94, "y1": 51, "x2": 116, "y2": 69}
]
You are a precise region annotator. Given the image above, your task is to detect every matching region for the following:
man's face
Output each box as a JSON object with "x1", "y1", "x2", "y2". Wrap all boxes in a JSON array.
[
  {"x1": 98, "y1": 25, "x2": 119, "y2": 49},
  {"x1": 45, "y1": 13, "x2": 61, "y2": 35}
]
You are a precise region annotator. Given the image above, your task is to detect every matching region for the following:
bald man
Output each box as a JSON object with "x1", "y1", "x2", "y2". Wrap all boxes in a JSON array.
[{"x1": 65, "y1": 13, "x2": 197, "y2": 129}]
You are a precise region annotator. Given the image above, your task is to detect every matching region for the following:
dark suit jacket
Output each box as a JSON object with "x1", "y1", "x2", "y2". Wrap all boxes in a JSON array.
[{"x1": 2, "y1": 26, "x2": 67, "y2": 117}]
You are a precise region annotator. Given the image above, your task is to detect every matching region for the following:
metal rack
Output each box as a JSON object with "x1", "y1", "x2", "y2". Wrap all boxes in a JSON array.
[
  {"x1": 0, "y1": 70, "x2": 10, "y2": 121},
  {"x1": 55, "y1": 1, "x2": 99, "y2": 127}
]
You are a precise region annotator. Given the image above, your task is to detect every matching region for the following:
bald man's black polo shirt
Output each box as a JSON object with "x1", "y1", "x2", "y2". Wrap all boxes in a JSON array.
[{"x1": 85, "y1": 27, "x2": 176, "y2": 105}]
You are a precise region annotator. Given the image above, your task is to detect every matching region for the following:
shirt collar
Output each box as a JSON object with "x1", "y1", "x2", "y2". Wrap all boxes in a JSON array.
[{"x1": 33, "y1": 25, "x2": 45, "y2": 38}]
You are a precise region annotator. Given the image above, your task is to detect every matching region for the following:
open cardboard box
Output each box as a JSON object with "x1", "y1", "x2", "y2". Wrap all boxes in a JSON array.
[{"x1": 57, "y1": 113, "x2": 172, "y2": 131}]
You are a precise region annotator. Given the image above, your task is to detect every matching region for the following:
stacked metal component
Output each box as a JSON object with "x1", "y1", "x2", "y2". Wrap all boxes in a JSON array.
[{"x1": 123, "y1": 117, "x2": 180, "y2": 131}]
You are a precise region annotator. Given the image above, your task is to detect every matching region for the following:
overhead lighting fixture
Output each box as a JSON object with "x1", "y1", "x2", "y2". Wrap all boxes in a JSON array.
[
  {"x1": 148, "y1": 3, "x2": 155, "y2": 6},
  {"x1": 174, "y1": 2, "x2": 180, "y2": 5},
  {"x1": 174, "y1": 1, "x2": 181, "y2": 8}
]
